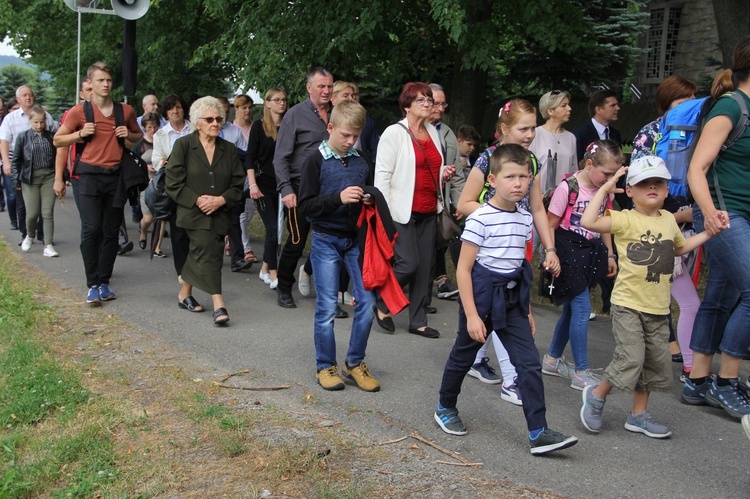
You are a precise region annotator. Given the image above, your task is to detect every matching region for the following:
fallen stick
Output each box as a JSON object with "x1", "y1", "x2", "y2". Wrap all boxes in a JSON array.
[
  {"x1": 220, "y1": 369, "x2": 251, "y2": 382},
  {"x1": 212, "y1": 381, "x2": 290, "y2": 391},
  {"x1": 410, "y1": 432, "x2": 476, "y2": 466},
  {"x1": 436, "y1": 460, "x2": 484, "y2": 467},
  {"x1": 378, "y1": 436, "x2": 409, "y2": 446}
]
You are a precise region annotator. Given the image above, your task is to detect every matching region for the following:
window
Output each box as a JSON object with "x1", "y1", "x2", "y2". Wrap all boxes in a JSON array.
[{"x1": 644, "y1": 5, "x2": 682, "y2": 82}]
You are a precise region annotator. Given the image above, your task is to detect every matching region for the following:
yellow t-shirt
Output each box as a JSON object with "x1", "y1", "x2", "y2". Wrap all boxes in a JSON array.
[{"x1": 609, "y1": 209, "x2": 686, "y2": 315}]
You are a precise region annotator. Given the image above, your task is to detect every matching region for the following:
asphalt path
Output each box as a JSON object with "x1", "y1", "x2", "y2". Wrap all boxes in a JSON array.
[{"x1": 2, "y1": 192, "x2": 748, "y2": 498}]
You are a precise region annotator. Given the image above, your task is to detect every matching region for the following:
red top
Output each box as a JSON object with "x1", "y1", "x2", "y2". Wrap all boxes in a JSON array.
[{"x1": 411, "y1": 137, "x2": 442, "y2": 213}]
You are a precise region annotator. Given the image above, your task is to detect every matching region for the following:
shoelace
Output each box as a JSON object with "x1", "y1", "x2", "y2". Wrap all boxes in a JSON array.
[
  {"x1": 479, "y1": 358, "x2": 497, "y2": 374},
  {"x1": 325, "y1": 366, "x2": 340, "y2": 378},
  {"x1": 357, "y1": 363, "x2": 372, "y2": 378}
]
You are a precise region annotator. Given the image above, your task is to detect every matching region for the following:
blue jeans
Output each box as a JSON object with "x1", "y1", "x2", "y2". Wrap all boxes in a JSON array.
[
  {"x1": 310, "y1": 231, "x2": 376, "y2": 371},
  {"x1": 548, "y1": 288, "x2": 591, "y2": 370},
  {"x1": 690, "y1": 208, "x2": 749, "y2": 358},
  {"x1": 1, "y1": 171, "x2": 16, "y2": 223}
]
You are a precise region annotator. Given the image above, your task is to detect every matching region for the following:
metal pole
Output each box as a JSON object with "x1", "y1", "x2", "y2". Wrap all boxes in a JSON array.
[{"x1": 76, "y1": 9, "x2": 82, "y2": 104}]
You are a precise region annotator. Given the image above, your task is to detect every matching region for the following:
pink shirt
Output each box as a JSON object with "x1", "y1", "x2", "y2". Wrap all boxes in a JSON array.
[{"x1": 548, "y1": 171, "x2": 612, "y2": 240}]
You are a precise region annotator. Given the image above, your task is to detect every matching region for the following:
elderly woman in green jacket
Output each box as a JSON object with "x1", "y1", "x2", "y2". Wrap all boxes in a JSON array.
[{"x1": 166, "y1": 96, "x2": 245, "y2": 325}]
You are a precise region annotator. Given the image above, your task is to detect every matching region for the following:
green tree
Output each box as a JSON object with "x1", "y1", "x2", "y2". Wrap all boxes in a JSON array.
[
  {"x1": 0, "y1": 0, "x2": 232, "y2": 108},
  {"x1": 712, "y1": 0, "x2": 750, "y2": 67},
  {"x1": 0, "y1": 64, "x2": 47, "y2": 105}
]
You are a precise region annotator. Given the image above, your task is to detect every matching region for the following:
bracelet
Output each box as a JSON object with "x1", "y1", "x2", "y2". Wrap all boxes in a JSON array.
[
  {"x1": 543, "y1": 247, "x2": 557, "y2": 254},
  {"x1": 78, "y1": 130, "x2": 82, "y2": 139},
  {"x1": 249, "y1": 184, "x2": 257, "y2": 189},
  {"x1": 608, "y1": 254, "x2": 617, "y2": 259}
]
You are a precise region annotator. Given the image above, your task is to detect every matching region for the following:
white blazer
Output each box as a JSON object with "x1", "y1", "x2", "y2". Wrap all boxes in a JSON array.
[{"x1": 374, "y1": 118, "x2": 445, "y2": 224}]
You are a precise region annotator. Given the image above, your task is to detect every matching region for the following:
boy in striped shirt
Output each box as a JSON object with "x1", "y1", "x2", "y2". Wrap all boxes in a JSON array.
[{"x1": 434, "y1": 144, "x2": 578, "y2": 455}]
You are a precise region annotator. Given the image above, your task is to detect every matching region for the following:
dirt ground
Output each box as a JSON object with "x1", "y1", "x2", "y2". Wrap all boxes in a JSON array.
[{"x1": 14, "y1": 252, "x2": 568, "y2": 498}]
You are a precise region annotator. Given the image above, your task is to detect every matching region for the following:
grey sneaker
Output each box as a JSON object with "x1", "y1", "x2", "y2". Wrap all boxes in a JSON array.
[
  {"x1": 529, "y1": 428, "x2": 578, "y2": 455},
  {"x1": 580, "y1": 384, "x2": 605, "y2": 432},
  {"x1": 681, "y1": 377, "x2": 712, "y2": 405},
  {"x1": 436, "y1": 279, "x2": 459, "y2": 299},
  {"x1": 468, "y1": 357, "x2": 502, "y2": 384},
  {"x1": 542, "y1": 355, "x2": 574, "y2": 379},
  {"x1": 742, "y1": 414, "x2": 750, "y2": 442},
  {"x1": 434, "y1": 406, "x2": 468, "y2": 436},
  {"x1": 571, "y1": 369, "x2": 601, "y2": 391},
  {"x1": 624, "y1": 410, "x2": 672, "y2": 438},
  {"x1": 704, "y1": 379, "x2": 750, "y2": 419}
]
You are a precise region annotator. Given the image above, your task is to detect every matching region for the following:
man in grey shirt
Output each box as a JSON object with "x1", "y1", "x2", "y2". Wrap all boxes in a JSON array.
[{"x1": 273, "y1": 66, "x2": 333, "y2": 308}]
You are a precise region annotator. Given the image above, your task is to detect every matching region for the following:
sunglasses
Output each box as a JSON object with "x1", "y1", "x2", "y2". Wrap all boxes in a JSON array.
[
  {"x1": 551, "y1": 89, "x2": 562, "y2": 95},
  {"x1": 201, "y1": 116, "x2": 224, "y2": 124}
]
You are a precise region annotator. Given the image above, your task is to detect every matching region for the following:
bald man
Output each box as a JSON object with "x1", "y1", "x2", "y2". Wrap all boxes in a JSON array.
[{"x1": 136, "y1": 94, "x2": 167, "y2": 132}]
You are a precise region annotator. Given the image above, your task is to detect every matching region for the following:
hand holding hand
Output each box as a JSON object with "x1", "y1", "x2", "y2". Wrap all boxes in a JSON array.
[
  {"x1": 543, "y1": 251, "x2": 561, "y2": 277},
  {"x1": 197, "y1": 195, "x2": 225, "y2": 215},
  {"x1": 53, "y1": 179, "x2": 67, "y2": 199}
]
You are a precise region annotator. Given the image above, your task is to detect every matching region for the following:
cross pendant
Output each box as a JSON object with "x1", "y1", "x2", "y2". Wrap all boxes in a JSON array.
[{"x1": 548, "y1": 277, "x2": 555, "y2": 295}]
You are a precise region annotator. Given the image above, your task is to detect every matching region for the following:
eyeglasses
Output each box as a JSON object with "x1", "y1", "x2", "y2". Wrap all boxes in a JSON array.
[
  {"x1": 433, "y1": 102, "x2": 448, "y2": 109},
  {"x1": 268, "y1": 98, "x2": 288, "y2": 103},
  {"x1": 201, "y1": 116, "x2": 224, "y2": 124},
  {"x1": 414, "y1": 98, "x2": 434, "y2": 106}
]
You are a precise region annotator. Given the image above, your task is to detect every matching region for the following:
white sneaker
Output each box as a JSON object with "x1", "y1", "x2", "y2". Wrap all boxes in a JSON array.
[
  {"x1": 500, "y1": 382, "x2": 523, "y2": 406},
  {"x1": 269, "y1": 278, "x2": 278, "y2": 290},
  {"x1": 589, "y1": 312, "x2": 596, "y2": 321},
  {"x1": 21, "y1": 236, "x2": 33, "y2": 252},
  {"x1": 259, "y1": 269, "x2": 271, "y2": 284},
  {"x1": 298, "y1": 265, "x2": 311, "y2": 296},
  {"x1": 43, "y1": 244, "x2": 58, "y2": 257}
]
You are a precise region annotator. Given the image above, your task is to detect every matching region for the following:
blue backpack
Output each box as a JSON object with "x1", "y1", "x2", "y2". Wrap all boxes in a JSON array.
[{"x1": 656, "y1": 93, "x2": 749, "y2": 199}]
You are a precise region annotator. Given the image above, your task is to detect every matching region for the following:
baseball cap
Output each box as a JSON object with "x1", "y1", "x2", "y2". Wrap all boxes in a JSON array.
[{"x1": 627, "y1": 156, "x2": 671, "y2": 186}]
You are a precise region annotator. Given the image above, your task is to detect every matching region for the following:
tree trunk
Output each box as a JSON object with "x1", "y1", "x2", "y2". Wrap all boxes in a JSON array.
[
  {"x1": 448, "y1": 66, "x2": 489, "y2": 136},
  {"x1": 712, "y1": 0, "x2": 750, "y2": 66}
]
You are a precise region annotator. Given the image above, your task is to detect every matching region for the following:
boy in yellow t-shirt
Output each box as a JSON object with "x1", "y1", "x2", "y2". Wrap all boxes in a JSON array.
[{"x1": 577, "y1": 156, "x2": 724, "y2": 438}]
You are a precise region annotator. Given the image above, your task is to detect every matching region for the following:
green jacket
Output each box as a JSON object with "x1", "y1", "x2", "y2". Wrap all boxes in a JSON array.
[{"x1": 165, "y1": 131, "x2": 245, "y2": 235}]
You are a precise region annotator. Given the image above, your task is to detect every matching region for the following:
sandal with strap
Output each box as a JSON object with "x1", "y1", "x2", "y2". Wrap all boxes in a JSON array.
[
  {"x1": 213, "y1": 307, "x2": 230, "y2": 325},
  {"x1": 178, "y1": 295, "x2": 205, "y2": 313}
]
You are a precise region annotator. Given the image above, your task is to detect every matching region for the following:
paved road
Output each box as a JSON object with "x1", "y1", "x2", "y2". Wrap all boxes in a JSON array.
[{"x1": 2, "y1": 193, "x2": 748, "y2": 498}]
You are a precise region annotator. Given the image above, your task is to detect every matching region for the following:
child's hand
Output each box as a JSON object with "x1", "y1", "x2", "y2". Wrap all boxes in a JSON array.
[
  {"x1": 705, "y1": 210, "x2": 730, "y2": 235},
  {"x1": 543, "y1": 251, "x2": 560, "y2": 277},
  {"x1": 607, "y1": 258, "x2": 618, "y2": 277},
  {"x1": 602, "y1": 166, "x2": 628, "y2": 194},
  {"x1": 466, "y1": 315, "x2": 487, "y2": 343},
  {"x1": 340, "y1": 186, "x2": 365, "y2": 205}
]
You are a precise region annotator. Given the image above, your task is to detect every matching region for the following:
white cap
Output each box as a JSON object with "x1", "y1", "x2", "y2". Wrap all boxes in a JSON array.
[{"x1": 627, "y1": 156, "x2": 671, "y2": 186}]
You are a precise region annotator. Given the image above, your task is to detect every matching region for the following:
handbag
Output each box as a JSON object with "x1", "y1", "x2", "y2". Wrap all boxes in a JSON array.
[
  {"x1": 397, "y1": 123, "x2": 461, "y2": 248},
  {"x1": 144, "y1": 166, "x2": 175, "y2": 220}
]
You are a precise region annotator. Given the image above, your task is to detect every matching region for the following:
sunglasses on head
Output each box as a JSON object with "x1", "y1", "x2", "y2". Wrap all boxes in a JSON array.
[
  {"x1": 551, "y1": 89, "x2": 562, "y2": 95},
  {"x1": 201, "y1": 116, "x2": 224, "y2": 124}
]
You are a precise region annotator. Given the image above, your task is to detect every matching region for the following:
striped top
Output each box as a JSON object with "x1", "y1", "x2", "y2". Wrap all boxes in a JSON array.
[
  {"x1": 30, "y1": 132, "x2": 55, "y2": 170},
  {"x1": 461, "y1": 203, "x2": 532, "y2": 274}
]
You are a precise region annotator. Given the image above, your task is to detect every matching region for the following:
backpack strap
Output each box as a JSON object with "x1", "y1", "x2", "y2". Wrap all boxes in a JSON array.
[
  {"x1": 73, "y1": 101, "x2": 95, "y2": 175},
  {"x1": 712, "y1": 92, "x2": 749, "y2": 212},
  {"x1": 113, "y1": 101, "x2": 125, "y2": 147}
]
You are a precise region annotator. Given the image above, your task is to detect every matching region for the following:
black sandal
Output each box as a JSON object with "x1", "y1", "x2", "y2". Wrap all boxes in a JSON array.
[
  {"x1": 213, "y1": 307, "x2": 229, "y2": 325},
  {"x1": 138, "y1": 239, "x2": 147, "y2": 250},
  {"x1": 178, "y1": 295, "x2": 205, "y2": 313}
]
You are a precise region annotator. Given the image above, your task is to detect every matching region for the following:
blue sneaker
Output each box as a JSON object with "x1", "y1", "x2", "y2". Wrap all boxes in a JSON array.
[
  {"x1": 681, "y1": 377, "x2": 711, "y2": 405},
  {"x1": 98, "y1": 284, "x2": 116, "y2": 301},
  {"x1": 434, "y1": 406, "x2": 467, "y2": 436},
  {"x1": 580, "y1": 384, "x2": 605, "y2": 433},
  {"x1": 529, "y1": 428, "x2": 578, "y2": 455},
  {"x1": 500, "y1": 382, "x2": 523, "y2": 406},
  {"x1": 86, "y1": 286, "x2": 101, "y2": 305},
  {"x1": 705, "y1": 379, "x2": 750, "y2": 419},
  {"x1": 624, "y1": 410, "x2": 672, "y2": 439}
]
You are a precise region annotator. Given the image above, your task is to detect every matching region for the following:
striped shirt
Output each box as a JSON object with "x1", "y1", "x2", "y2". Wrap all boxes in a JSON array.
[
  {"x1": 30, "y1": 132, "x2": 54, "y2": 170},
  {"x1": 461, "y1": 203, "x2": 532, "y2": 274}
]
